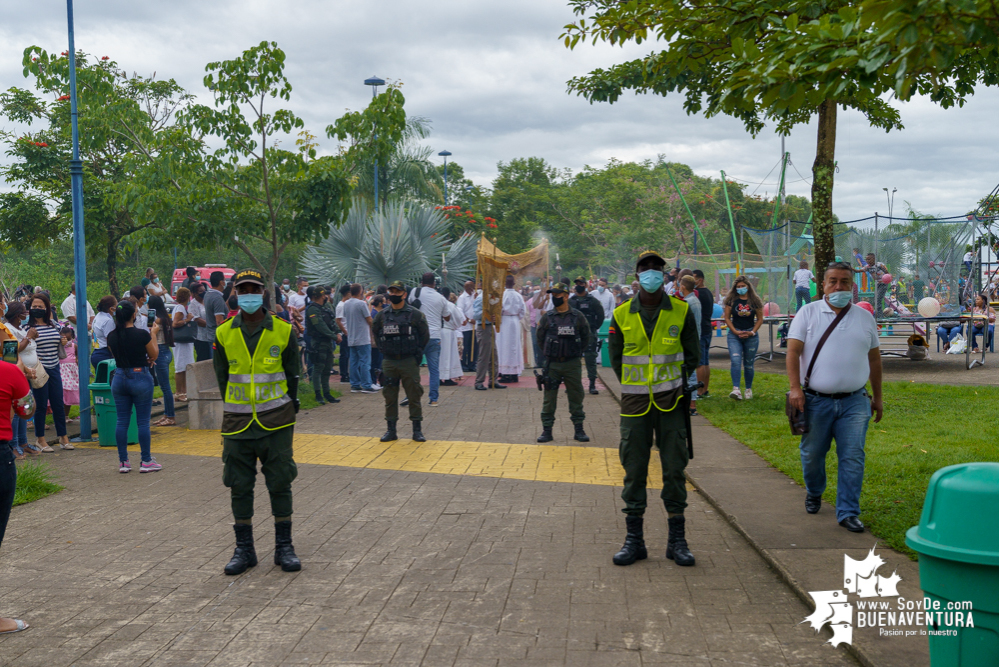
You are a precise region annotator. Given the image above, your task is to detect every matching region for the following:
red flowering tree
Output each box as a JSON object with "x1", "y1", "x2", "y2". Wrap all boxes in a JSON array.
[{"x1": 435, "y1": 204, "x2": 497, "y2": 240}]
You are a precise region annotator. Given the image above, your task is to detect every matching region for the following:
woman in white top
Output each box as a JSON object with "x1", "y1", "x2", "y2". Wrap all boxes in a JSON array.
[
  {"x1": 146, "y1": 270, "x2": 168, "y2": 300},
  {"x1": 792, "y1": 260, "x2": 815, "y2": 312},
  {"x1": 90, "y1": 295, "x2": 118, "y2": 369},
  {"x1": 171, "y1": 287, "x2": 196, "y2": 404},
  {"x1": 3, "y1": 302, "x2": 42, "y2": 456}
]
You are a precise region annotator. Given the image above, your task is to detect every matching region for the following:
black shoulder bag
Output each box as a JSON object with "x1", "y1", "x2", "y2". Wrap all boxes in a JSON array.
[{"x1": 786, "y1": 304, "x2": 851, "y2": 435}]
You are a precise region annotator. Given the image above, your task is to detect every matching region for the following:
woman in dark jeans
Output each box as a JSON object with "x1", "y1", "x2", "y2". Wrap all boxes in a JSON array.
[
  {"x1": 107, "y1": 300, "x2": 162, "y2": 473},
  {"x1": 723, "y1": 276, "x2": 764, "y2": 401},
  {"x1": 147, "y1": 296, "x2": 176, "y2": 427},
  {"x1": 25, "y1": 293, "x2": 73, "y2": 452}
]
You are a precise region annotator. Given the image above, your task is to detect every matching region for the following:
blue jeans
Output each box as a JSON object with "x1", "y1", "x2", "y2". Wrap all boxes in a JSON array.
[
  {"x1": 32, "y1": 364, "x2": 67, "y2": 438},
  {"x1": 726, "y1": 332, "x2": 759, "y2": 389},
  {"x1": 425, "y1": 338, "x2": 441, "y2": 402},
  {"x1": 795, "y1": 287, "x2": 811, "y2": 312},
  {"x1": 799, "y1": 389, "x2": 871, "y2": 521},
  {"x1": 91, "y1": 346, "x2": 113, "y2": 369},
  {"x1": 1, "y1": 445, "x2": 15, "y2": 548},
  {"x1": 971, "y1": 324, "x2": 994, "y2": 350},
  {"x1": 111, "y1": 367, "x2": 154, "y2": 463},
  {"x1": 10, "y1": 415, "x2": 28, "y2": 454},
  {"x1": 937, "y1": 325, "x2": 962, "y2": 346},
  {"x1": 699, "y1": 332, "x2": 711, "y2": 367},
  {"x1": 349, "y1": 344, "x2": 373, "y2": 390},
  {"x1": 154, "y1": 344, "x2": 175, "y2": 418}
]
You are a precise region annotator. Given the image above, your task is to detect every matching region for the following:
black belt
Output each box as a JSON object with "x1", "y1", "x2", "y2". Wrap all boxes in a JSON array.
[{"x1": 805, "y1": 388, "x2": 864, "y2": 400}]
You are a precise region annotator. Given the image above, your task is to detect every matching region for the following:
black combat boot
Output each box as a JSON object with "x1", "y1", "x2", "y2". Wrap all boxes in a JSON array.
[
  {"x1": 589, "y1": 379, "x2": 599, "y2": 395},
  {"x1": 537, "y1": 427, "x2": 553, "y2": 443},
  {"x1": 573, "y1": 423, "x2": 590, "y2": 442},
  {"x1": 224, "y1": 524, "x2": 258, "y2": 575},
  {"x1": 323, "y1": 391, "x2": 341, "y2": 404},
  {"x1": 666, "y1": 515, "x2": 696, "y2": 566},
  {"x1": 380, "y1": 421, "x2": 398, "y2": 442},
  {"x1": 412, "y1": 421, "x2": 426, "y2": 443},
  {"x1": 314, "y1": 391, "x2": 326, "y2": 406},
  {"x1": 613, "y1": 516, "x2": 648, "y2": 566},
  {"x1": 274, "y1": 521, "x2": 301, "y2": 572}
]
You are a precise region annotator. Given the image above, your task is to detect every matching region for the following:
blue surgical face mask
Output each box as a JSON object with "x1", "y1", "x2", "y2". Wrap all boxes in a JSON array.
[
  {"x1": 826, "y1": 291, "x2": 853, "y2": 308},
  {"x1": 736, "y1": 286, "x2": 748, "y2": 295},
  {"x1": 152, "y1": 278, "x2": 160, "y2": 284},
  {"x1": 237, "y1": 293, "x2": 264, "y2": 314},
  {"x1": 597, "y1": 285, "x2": 605, "y2": 293},
  {"x1": 638, "y1": 269, "x2": 664, "y2": 293}
]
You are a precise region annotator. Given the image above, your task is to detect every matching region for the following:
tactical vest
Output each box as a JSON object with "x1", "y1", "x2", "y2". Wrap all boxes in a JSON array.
[
  {"x1": 613, "y1": 299, "x2": 688, "y2": 416},
  {"x1": 378, "y1": 307, "x2": 421, "y2": 357},
  {"x1": 215, "y1": 316, "x2": 295, "y2": 435},
  {"x1": 571, "y1": 295, "x2": 603, "y2": 331},
  {"x1": 543, "y1": 310, "x2": 583, "y2": 359}
]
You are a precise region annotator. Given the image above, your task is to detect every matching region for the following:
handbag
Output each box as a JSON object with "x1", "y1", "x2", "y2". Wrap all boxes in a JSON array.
[
  {"x1": 20, "y1": 360, "x2": 49, "y2": 389},
  {"x1": 173, "y1": 321, "x2": 196, "y2": 344},
  {"x1": 785, "y1": 304, "x2": 851, "y2": 435}
]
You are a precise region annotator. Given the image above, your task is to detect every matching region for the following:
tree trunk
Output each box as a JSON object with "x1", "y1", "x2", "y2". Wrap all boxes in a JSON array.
[
  {"x1": 106, "y1": 237, "x2": 120, "y2": 298},
  {"x1": 810, "y1": 99, "x2": 837, "y2": 287}
]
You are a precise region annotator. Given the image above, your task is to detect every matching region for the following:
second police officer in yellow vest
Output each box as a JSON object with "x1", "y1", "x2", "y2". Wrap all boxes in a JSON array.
[
  {"x1": 213, "y1": 269, "x2": 302, "y2": 575},
  {"x1": 608, "y1": 252, "x2": 700, "y2": 567}
]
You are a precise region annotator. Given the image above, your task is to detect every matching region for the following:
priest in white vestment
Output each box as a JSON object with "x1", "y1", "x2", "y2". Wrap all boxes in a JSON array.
[{"x1": 496, "y1": 275, "x2": 526, "y2": 380}]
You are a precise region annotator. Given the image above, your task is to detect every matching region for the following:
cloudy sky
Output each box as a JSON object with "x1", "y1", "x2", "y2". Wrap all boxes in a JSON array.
[{"x1": 2, "y1": 0, "x2": 997, "y2": 225}]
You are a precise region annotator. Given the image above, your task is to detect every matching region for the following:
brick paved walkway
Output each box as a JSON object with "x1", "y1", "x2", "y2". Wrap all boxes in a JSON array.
[{"x1": 0, "y1": 373, "x2": 856, "y2": 666}]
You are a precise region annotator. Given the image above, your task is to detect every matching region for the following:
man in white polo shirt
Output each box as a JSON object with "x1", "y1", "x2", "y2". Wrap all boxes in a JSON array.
[{"x1": 786, "y1": 261, "x2": 883, "y2": 533}]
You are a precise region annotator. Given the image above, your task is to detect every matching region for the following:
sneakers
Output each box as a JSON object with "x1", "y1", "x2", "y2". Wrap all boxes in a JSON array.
[
  {"x1": 119, "y1": 460, "x2": 131, "y2": 474},
  {"x1": 140, "y1": 458, "x2": 162, "y2": 473},
  {"x1": 429, "y1": 400, "x2": 439, "y2": 407},
  {"x1": 729, "y1": 388, "x2": 743, "y2": 400},
  {"x1": 371, "y1": 383, "x2": 382, "y2": 390},
  {"x1": 351, "y1": 387, "x2": 362, "y2": 393},
  {"x1": 697, "y1": 391, "x2": 710, "y2": 399},
  {"x1": 744, "y1": 389, "x2": 753, "y2": 399},
  {"x1": 360, "y1": 387, "x2": 380, "y2": 394}
]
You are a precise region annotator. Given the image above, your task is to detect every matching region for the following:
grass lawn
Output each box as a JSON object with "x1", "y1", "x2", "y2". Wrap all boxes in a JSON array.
[
  {"x1": 13, "y1": 460, "x2": 64, "y2": 507},
  {"x1": 696, "y1": 373, "x2": 999, "y2": 558}
]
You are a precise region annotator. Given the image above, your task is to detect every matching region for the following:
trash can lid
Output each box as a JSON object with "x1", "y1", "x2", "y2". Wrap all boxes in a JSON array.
[{"x1": 906, "y1": 462, "x2": 999, "y2": 565}]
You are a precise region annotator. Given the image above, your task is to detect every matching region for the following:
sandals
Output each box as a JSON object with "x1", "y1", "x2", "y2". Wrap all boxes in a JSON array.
[
  {"x1": 25, "y1": 443, "x2": 42, "y2": 455},
  {"x1": 60, "y1": 442, "x2": 75, "y2": 450},
  {"x1": 175, "y1": 393, "x2": 188, "y2": 402},
  {"x1": 39, "y1": 444, "x2": 55, "y2": 453},
  {"x1": 154, "y1": 417, "x2": 176, "y2": 427},
  {"x1": 0, "y1": 619, "x2": 29, "y2": 634}
]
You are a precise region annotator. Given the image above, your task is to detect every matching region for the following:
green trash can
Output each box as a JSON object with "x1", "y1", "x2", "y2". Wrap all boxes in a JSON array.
[
  {"x1": 88, "y1": 360, "x2": 139, "y2": 448},
  {"x1": 906, "y1": 462, "x2": 999, "y2": 666},
  {"x1": 598, "y1": 319, "x2": 611, "y2": 367}
]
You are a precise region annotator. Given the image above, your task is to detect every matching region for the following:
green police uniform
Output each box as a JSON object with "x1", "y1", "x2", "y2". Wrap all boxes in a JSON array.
[
  {"x1": 305, "y1": 298, "x2": 337, "y2": 402},
  {"x1": 213, "y1": 311, "x2": 300, "y2": 521},
  {"x1": 371, "y1": 301, "x2": 430, "y2": 432},
  {"x1": 535, "y1": 305, "x2": 591, "y2": 442},
  {"x1": 609, "y1": 294, "x2": 699, "y2": 516},
  {"x1": 568, "y1": 292, "x2": 605, "y2": 387}
]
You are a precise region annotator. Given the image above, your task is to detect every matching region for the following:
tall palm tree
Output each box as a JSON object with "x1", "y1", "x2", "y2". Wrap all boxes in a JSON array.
[
  {"x1": 300, "y1": 198, "x2": 476, "y2": 291},
  {"x1": 353, "y1": 117, "x2": 444, "y2": 208}
]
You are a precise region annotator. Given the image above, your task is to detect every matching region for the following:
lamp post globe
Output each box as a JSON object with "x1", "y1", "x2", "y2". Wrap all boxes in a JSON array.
[
  {"x1": 365, "y1": 76, "x2": 385, "y2": 211},
  {"x1": 438, "y1": 150, "x2": 452, "y2": 205}
]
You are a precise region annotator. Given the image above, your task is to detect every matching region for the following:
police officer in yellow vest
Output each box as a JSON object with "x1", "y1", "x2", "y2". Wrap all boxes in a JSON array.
[
  {"x1": 608, "y1": 252, "x2": 700, "y2": 567},
  {"x1": 213, "y1": 269, "x2": 302, "y2": 575}
]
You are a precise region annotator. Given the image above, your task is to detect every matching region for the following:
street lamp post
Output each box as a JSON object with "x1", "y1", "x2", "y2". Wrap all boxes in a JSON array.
[
  {"x1": 438, "y1": 150, "x2": 452, "y2": 205},
  {"x1": 883, "y1": 187, "x2": 897, "y2": 220},
  {"x1": 66, "y1": 0, "x2": 92, "y2": 442},
  {"x1": 364, "y1": 76, "x2": 385, "y2": 212}
]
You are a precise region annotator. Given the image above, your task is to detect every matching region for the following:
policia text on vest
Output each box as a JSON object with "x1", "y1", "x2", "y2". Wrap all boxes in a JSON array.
[
  {"x1": 213, "y1": 268, "x2": 302, "y2": 576},
  {"x1": 608, "y1": 252, "x2": 700, "y2": 568},
  {"x1": 535, "y1": 284, "x2": 592, "y2": 443}
]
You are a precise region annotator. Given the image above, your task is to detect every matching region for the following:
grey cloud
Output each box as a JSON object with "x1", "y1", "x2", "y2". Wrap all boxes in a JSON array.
[{"x1": 2, "y1": 0, "x2": 997, "y2": 223}]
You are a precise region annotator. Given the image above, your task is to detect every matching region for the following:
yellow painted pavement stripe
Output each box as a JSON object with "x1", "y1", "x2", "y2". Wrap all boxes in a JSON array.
[{"x1": 80, "y1": 428, "x2": 663, "y2": 488}]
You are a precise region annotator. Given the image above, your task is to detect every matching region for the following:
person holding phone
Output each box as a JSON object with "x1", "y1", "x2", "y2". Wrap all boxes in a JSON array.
[
  {"x1": 107, "y1": 300, "x2": 161, "y2": 473},
  {"x1": 24, "y1": 293, "x2": 72, "y2": 452},
  {"x1": 2, "y1": 303, "x2": 40, "y2": 457}
]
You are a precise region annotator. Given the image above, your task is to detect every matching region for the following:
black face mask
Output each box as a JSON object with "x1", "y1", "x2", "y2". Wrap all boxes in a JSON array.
[
  {"x1": 30, "y1": 308, "x2": 47, "y2": 321},
  {"x1": 388, "y1": 294, "x2": 404, "y2": 305},
  {"x1": 552, "y1": 296, "x2": 565, "y2": 307}
]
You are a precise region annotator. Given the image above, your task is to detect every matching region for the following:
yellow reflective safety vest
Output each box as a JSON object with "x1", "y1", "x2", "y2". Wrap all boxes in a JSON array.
[
  {"x1": 613, "y1": 298, "x2": 688, "y2": 416},
  {"x1": 215, "y1": 316, "x2": 295, "y2": 435}
]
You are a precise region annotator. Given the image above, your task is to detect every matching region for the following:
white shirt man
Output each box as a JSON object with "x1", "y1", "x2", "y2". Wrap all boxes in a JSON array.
[
  {"x1": 496, "y1": 280, "x2": 526, "y2": 377},
  {"x1": 590, "y1": 280, "x2": 615, "y2": 319},
  {"x1": 786, "y1": 263, "x2": 883, "y2": 534},
  {"x1": 455, "y1": 284, "x2": 477, "y2": 333},
  {"x1": 61, "y1": 289, "x2": 94, "y2": 327},
  {"x1": 288, "y1": 282, "x2": 308, "y2": 314},
  {"x1": 408, "y1": 284, "x2": 450, "y2": 341}
]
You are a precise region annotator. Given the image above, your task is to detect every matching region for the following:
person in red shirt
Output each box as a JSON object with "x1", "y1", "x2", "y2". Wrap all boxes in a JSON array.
[{"x1": 0, "y1": 355, "x2": 36, "y2": 634}]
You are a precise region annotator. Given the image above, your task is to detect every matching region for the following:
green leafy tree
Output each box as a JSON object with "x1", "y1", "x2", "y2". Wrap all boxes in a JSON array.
[
  {"x1": 162, "y1": 41, "x2": 408, "y2": 292},
  {"x1": 562, "y1": 0, "x2": 905, "y2": 279},
  {"x1": 1, "y1": 48, "x2": 194, "y2": 295},
  {"x1": 488, "y1": 157, "x2": 559, "y2": 253}
]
